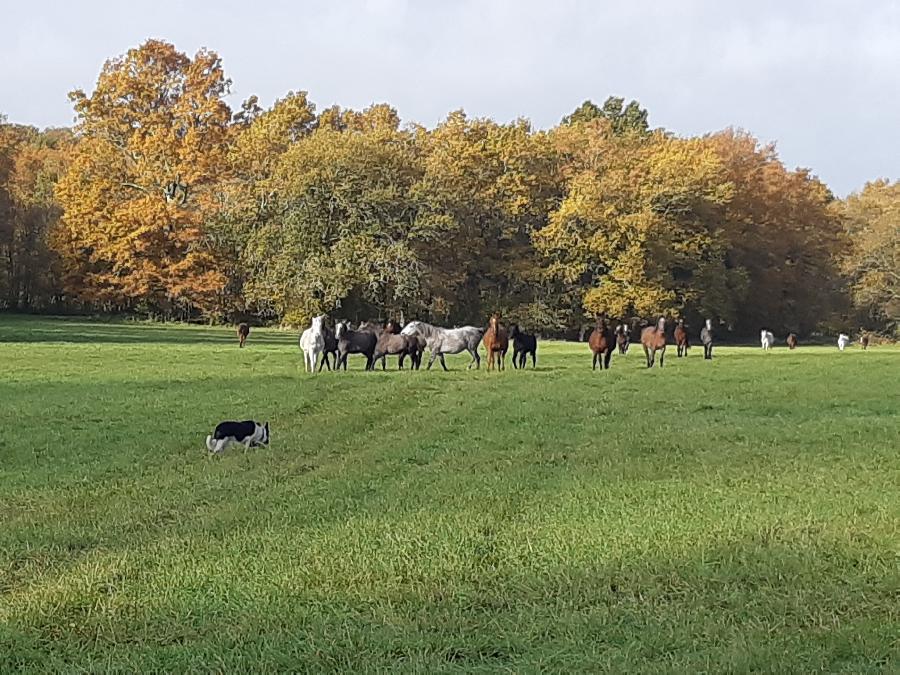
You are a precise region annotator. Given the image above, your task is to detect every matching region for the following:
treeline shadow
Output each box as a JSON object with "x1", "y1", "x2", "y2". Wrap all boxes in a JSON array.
[{"x1": 0, "y1": 315, "x2": 297, "y2": 346}]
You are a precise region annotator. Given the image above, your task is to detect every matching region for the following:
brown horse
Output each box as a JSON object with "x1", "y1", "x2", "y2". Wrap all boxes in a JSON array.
[
  {"x1": 786, "y1": 333, "x2": 798, "y2": 349},
  {"x1": 674, "y1": 319, "x2": 690, "y2": 357},
  {"x1": 588, "y1": 316, "x2": 615, "y2": 370},
  {"x1": 237, "y1": 323, "x2": 250, "y2": 348},
  {"x1": 482, "y1": 313, "x2": 509, "y2": 371},
  {"x1": 640, "y1": 317, "x2": 667, "y2": 368},
  {"x1": 375, "y1": 321, "x2": 421, "y2": 370}
]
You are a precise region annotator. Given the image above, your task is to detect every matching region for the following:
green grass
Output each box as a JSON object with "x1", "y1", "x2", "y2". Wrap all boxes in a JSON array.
[{"x1": 1, "y1": 315, "x2": 898, "y2": 673}]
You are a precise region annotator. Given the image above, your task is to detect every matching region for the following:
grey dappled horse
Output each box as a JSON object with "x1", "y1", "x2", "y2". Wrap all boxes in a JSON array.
[{"x1": 400, "y1": 321, "x2": 483, "y2": 371}]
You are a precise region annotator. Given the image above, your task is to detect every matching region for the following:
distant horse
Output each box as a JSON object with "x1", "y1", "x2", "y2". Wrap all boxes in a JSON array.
[
  {"x1": 674, "y1": 319, "x2": 690, "y2": 357},
  {"x1": 374, "y1": 320, "x2": 421, "y2": 370},
  {"x1": 336, "y1": 321, "x2": 377, "y2": 370},
  {"x1": 761, "y1": 330, "x2": 775, "y2": 351},
  {"x1": 589, "y1": 316, "x2": 615, "y2": 370},
  {"x1": 860, "y1": 334, "x2": 870, "y2": 350},
  {"x1": 786, "y1": 333, "x2": 798, "y2": 350},
  {"x1": 388, "y1": 321, "x2": 425, "y2": 369},
  {"x1": 700, "y1": 319, "x2": 714, "y2": 360},
  {"x1": 401, "y1": 321, "x2": 483, "y2": 371},
  {"x1": 509, "y1": 324, "x2": 537, "y2": 369},
  {"x1": 299, "y1": 315, "x2": 326, "y2": 373},
  {"x1": 237, "y1": 323, "x2": 250, "y2": 348},
  {"x1": 615, "y1": 324, "x2": 630, "y2": 354},
  {"x1": 640, "y1": 317, "x2": 667, "y2": 368},
  {"x1": 837, "y1": 333, "x2": 851, "y2": 351},
  {"x1": 482, "y1": 313, "x2": 509, "y2": 371}
]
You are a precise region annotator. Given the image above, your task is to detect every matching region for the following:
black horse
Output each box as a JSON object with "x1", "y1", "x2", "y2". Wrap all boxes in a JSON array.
[
  {"x1": 335, "y1": 322, "x2": 377, "y2": 371},
  {"x1": 508, "y1": 324, "x2": 537, "y2": 369}
]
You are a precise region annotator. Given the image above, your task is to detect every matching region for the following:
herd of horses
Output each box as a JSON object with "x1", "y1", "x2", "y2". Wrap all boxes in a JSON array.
[{"x1": 237, "y1": 315, "x2": 868, "y2": 371}]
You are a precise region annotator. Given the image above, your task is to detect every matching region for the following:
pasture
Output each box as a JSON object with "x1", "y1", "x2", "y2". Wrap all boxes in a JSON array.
[{"x1": 1, "y1": 315, "x2": 898, "y2": 672}]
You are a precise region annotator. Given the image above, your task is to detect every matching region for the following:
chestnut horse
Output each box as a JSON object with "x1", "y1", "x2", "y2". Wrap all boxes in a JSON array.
[
  {"x1": 640, "y1": 317, "x2": 667, "y2": 368},
  {"x1": 482, "y1": 314, "x2": 509, "y2": 371},
  {"x1": 674, "y1": 319, "x2": 690, "y2": 357},
  {"x1": 588, "y1": 316, "x2": 615, "y2": 370},
  {"x1": 786, "y1": 333, "x2": 798, "y2": 350},
  {"x1": 237, "y1": 322, "x2": 250, "y2": 348}
]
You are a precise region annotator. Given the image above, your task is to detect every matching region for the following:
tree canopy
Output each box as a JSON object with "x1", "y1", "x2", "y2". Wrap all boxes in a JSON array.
[{"x1": 0, "y1": 40, "x2": 894, "y2": 336}]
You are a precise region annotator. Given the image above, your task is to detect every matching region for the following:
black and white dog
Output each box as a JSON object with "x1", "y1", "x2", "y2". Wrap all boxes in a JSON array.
[{"x1": 205, "y1": 420, "x2": 270, "y2": 454}]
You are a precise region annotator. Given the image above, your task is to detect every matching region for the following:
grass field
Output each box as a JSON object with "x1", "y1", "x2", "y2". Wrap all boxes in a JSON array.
[{"x1": 1, "y1": 315, "x2": 898, "y2": 672}]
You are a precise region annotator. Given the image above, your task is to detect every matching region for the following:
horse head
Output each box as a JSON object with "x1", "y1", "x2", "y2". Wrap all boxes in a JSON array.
[{"x1": 508, "y1": 324, "x2": 520, "y2": 339}]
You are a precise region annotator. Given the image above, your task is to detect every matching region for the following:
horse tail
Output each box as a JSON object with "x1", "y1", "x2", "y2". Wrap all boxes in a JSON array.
[{"x1": 205, "y1": 435, "x2": 216, "y2": 452}]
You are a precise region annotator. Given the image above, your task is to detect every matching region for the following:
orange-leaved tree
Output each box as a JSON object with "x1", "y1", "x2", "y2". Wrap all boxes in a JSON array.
[{"x1": 55, "y1": 39, "x2": 233, "y2": 316}]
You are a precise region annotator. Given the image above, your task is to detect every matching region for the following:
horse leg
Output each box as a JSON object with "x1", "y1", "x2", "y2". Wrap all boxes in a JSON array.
[
  {"x1": 439, "y1": 353, "x2": 448, "y2": 371},
  {"x1": 530, "y1": 350, "x2": 536, "y2": 368},
  {"x1": 605, "y1": 350, "x2": 612, "y2": 370},
  {"x1": 592, "y1": 352, "x2": 598, "y2": 370},
  {"x1": 659, "y1": 348, "x2": 665, "y2": 368},
  {"x1": 511, "y1": 348, "x2": 519, "y2": 369},
  {"x1": 427, "y1": 350, "x2": 437, "y2": 370}
]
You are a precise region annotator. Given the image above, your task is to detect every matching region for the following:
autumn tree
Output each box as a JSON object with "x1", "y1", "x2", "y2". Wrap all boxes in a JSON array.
[
  {"x1": 241, "y1": 105, "x2": 427, "y2": 323},
  {"x1": 412, "y1": 111, "x2": 560, "y2": 326},
  {"x1": 55, "y1": 39, "x2": 233, "y2": 316},
  {"x1": 704, "y1": 129, "x2": 847, "y2": 334},
  {"x1": 841, "y1": 180, "x2": 900, "y2": 331},
  {"x1": 562, "y1": 96, "x2": 649, "y2": 135},
  {"x1": 535, "y1": 119, "x2": 738, "y2": 325},
  {"x1": 0, "y1": 121, "x2": 71, "y2": 309}
]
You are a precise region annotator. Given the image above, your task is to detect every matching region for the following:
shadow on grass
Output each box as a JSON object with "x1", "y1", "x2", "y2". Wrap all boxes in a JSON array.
[
  {"x1": 0, "y1": 533, "x2": 896, "y2": 672},
  {"x1": 0, "y1": 315, "x2": 297, "y2": 346}
]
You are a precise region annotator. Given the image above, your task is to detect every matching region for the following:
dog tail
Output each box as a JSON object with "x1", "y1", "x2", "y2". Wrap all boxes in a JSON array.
[{"x1": 205, "y1": 435, "x2": 216, "y2": 452}]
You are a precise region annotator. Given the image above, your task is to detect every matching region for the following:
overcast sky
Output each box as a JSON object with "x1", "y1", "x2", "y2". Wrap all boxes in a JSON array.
[{"x1": 2, "y1": 0, "x2": 898, "y2": 196}]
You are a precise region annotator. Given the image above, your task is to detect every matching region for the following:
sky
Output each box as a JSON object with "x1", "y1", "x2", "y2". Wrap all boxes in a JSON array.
[{"x1": 2, "y1": 0, "x2": 898, "y2": 196}]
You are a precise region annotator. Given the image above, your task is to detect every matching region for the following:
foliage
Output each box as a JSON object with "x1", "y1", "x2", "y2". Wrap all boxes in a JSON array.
[
  {"x1": 841, "y1": 180, "x2": 900, "y2": 331},
  {"x1": 55, "y1": 40, "x2": 233, "y2": 315},
  {"x1": 1, "y1": 41, "x2": 891, "y2": 335}
]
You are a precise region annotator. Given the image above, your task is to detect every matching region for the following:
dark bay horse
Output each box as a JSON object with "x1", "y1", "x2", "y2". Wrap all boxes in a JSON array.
[
  {"x1": 588, "y1": 316, "x2": 614, "y2": 370},
  {"x1": 640, "y1": 317, "x2": 667, "y2": 368},
  {"x1": 615, "y1": 324, "x2": 630, "y2": 354},
  {"x1": 316, "y1": 323, "x2": 339, "y2": 371},
  {"x1": 482, "y1": 314, "x2": 509, "y2": 371},
  {"x1": 237, "y1": 323, "x2": 250, "y2": 348},
  {"x1": 509, "y1": 324, "x2": 537, "y2": 369},
  {"x1": 335, "y1": 322, "x2": 377, "y2": 371},
  {"x1": 786, "y1": 332, "x2": 798, "y2": 350},
  {"x1": 674, "y1": 319, "x2": 690, "y2": 357}
]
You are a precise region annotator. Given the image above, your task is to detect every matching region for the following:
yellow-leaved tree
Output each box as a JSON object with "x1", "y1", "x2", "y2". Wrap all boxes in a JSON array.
[{"x1": 55, "y1": 39, "x2": 232, "y2": 316}]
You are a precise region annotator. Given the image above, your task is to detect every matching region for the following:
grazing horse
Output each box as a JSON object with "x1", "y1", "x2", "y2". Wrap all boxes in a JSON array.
[
  {"x1": 837, "y1": 333, "x2": 851, "y2": 351},
  {"x1": 237, "y1": 323, "x2": 250, "y2": 348},
  {"x1": 640, "y1": 317, "x2": 667, "y2": 368},
  {"x1": 674, "y1": 319, "x2": 690, "y2": 357},
  {"x1": 299, "y1": 315, "x2": 326, "y2": 373},
  {"x1": 615, "y1": 324, "x2": 630, "y2": 354},
  {"x1": 482, "y1": 314, "x2": 509, "y2": 371},
  {"x1": 374, "y1": 321, "x2": 421, "y2": 370},
  {"x1": 700, "y1": 319, "x2": 714, "y2": 360},
  {"x1": 761, "y1": 330, "x2": 775, "y2": 351},
  {"x1": 401, "y1": 321, "x2": 483, "y2": 371},
  {"x1": 588, "y1": 316, "x2": 615, "y2": 370},
  {"x1": 508, "y1": 324, "x2": 537, "y2": 369},
  {"x1": 786, "y1": 333, "x2": 798, "y2": 350},
  {"x1": 336, "y1": 322, "x2": 377, "y2": 370}
]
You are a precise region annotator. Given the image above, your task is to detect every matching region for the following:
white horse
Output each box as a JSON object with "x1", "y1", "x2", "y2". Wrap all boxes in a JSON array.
[
  {"x1": 837, "y1": 333, "x2": 851, "y2": 351},
  {"x1": 760, "y1": 330, "x2": 775, "y2": 351},
  {"x1": 299, "y1": 315, "x2": 326, "y2": 372},
  {"x1": 401, "y1": 321, "x2": 484, "y2": 371}
]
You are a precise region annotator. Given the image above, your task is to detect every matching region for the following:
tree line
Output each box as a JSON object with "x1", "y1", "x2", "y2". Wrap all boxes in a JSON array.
[{"x1": 0, "y1": 40, "x2": 896, "y2": 336}]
